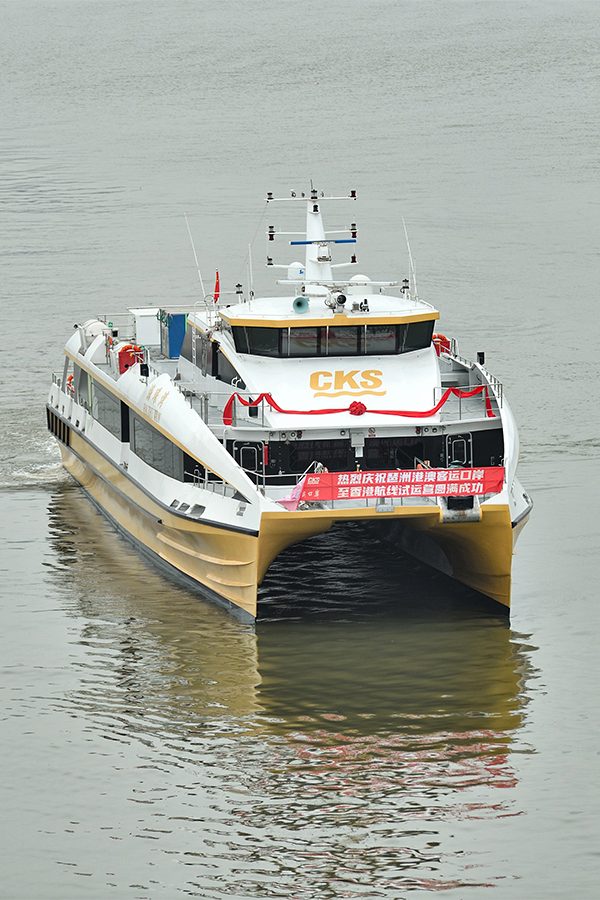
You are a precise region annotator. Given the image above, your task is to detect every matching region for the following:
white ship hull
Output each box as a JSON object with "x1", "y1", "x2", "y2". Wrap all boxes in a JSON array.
[{"x1": 46, "y1": 191, "x2": 531, "y2": 619}]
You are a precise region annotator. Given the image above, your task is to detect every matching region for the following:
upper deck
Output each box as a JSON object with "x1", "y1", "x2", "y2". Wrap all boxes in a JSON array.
[
  {"x1": 215, "y1": 289, "x2": 439, "y2": 329},
  {"x1": 61, "y1": 188, "x2": 503, "y2": 440}
]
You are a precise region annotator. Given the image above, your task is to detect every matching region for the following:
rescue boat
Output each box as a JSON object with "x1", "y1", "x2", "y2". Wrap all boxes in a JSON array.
[{"x1": 46, "y1": 189, "x2": 532, "y2": 620}]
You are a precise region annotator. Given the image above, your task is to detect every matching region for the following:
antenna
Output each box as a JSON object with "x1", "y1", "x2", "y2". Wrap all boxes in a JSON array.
[
  {"x1": 247, "y1": 242, "x2": 254, "y2": 306},
  {"x1": 265, "y1": 189, "x2": 358, "y2": 282},
  {"x1": 184, "y1": 214, "x2": 207, "y2": 299},
  {"x1": 402, "y1": 216, "x2": 418, "y2": 299}
]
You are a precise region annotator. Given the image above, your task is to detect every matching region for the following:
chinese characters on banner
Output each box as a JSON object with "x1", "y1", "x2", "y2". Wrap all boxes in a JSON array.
[{"x1": 299, "y1": 467, "x2": 505, "y2": 502}]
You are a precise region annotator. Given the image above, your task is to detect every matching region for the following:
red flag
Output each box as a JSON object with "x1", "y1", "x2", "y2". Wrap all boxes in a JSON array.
[{"x1": 213, "y1": 270, "x2": 220, "y2": 303}]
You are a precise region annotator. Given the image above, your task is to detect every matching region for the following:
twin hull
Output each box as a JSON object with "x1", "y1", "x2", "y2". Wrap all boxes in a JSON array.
[{"x1": 54, "y1": 418, "x2": 515, "y2": 620}]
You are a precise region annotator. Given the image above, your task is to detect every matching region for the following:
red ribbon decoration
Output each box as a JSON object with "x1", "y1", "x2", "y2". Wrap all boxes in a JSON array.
[{"x1": 222, "y1": 385, "x2": 495, "y2": 425}]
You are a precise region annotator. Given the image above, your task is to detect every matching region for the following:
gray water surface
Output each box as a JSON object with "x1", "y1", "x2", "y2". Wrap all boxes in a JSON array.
[{"x1": 1, "y1": 2, "x2": 599, "y2": 897}]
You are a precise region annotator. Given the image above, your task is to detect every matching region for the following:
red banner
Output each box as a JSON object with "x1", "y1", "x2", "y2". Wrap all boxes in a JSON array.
[{"x1": 299, "y1": 467, "x2": 505, "y2": 502}]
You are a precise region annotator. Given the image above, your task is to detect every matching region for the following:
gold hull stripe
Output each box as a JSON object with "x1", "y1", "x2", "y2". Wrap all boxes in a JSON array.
[
  {"x1": 218, "y1": 311, "x2": 440, "y2": 328},
  {"x1": 50, "y1": 412, "x2": 515, "y2": 614},
  {"x1": 60, "y1": 437, "x2": 260, "y2": 617}
]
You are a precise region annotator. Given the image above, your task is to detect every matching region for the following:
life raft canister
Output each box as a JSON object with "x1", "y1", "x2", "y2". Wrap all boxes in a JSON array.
[{"x1": 432, "y1": 333, "x2": 451, "y2": 356}]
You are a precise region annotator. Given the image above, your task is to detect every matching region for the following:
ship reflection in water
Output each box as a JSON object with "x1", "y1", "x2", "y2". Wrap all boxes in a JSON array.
[{"x1": 47, "y1": 484, "x2": 536, "y2": 895}]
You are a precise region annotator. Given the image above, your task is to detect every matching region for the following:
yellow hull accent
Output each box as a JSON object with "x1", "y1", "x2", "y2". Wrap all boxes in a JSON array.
[
  {"x1": 259, "y1": 503, "x2": 514, "y2": 609},
  {"x1": 60, "y1": 432, "x2": 515, "y2": 617},
  {"x1": 62, "y1": 434, "x2": 260, "y2": 618},
  {"x1": 217, "y1": 311, "x2": 440, "y2": 329}
]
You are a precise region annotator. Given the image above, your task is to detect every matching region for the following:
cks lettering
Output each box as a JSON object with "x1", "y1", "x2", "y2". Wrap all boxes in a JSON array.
[{"x1": 309, "y1": 369, "x2": 385, "y2": 397}]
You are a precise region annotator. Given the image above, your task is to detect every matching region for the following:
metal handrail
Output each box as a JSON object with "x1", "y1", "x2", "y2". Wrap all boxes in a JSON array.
[{"x1": 240, "y1": 459, "x2": 321, "y2": 484}]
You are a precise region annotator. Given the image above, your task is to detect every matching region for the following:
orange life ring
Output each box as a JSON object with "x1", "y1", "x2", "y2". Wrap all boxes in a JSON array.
[{"x1": 432, "y1": 333, "x2": 451, "y2": 356}]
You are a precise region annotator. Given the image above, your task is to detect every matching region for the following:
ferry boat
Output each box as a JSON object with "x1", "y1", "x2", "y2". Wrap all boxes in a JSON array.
[{"x1": 46, "y1": 189, "x2": 532, "y2": 621}]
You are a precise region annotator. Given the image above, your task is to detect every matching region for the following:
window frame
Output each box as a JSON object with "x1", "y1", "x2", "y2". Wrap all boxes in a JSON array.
[
  {"x1": 230, "y1": 320, "x2": 435, "y2": 358},
  {"x1": 91, "y1": 379, "x2": 122, "y2": 440}
]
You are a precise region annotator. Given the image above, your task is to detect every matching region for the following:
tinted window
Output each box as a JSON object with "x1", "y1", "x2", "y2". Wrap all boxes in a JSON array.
[
  {"x1": 75, "y1": 365, "x2": 90, "y2": 410},
  {"x1": 404, "y1": 320, "x2": 434, "y2": 352},
  {"x1": 229, "y1": 320, "x2": 434, "y2": 358},
  {"x1": 216, "y1": 347, "x2": 245, "y2": 387},
  {"x1": 232, "y1": 327, "x2": 250, "y2": 354},
  {"x1": 366, "y1": 325, "x2": 397, "y2": 355},
  {"x1": 92, "y1": 381, "x2": 121, "y2": 439},
  {"x1": 327, "y1": 326, "x2": 362, "y2": 356},
  {"x1": 397, "y1": 324, "x2": 408, "y2": 352},
  {"x1": 247, "y1": 327, "x2": 281, "y2": 357},
  {"x1": 287, "y1": 327, "x2": 323, "y2": 357},
  {"x1": 131, "y1": 415, "x2": 183, "y2": 480}
]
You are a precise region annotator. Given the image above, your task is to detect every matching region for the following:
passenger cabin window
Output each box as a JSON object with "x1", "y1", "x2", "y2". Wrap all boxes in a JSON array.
[
  {"x1": 131, "y1": 414, "x2": 183, "y2": 480},
  {"x1": 231, "y1": 320, "x2": 434, "y2": 358},
  {"x1": 74, "y1": 365, "x2": 90, "y2": 410},
  {"x1": 130, "y1": 413, "x2": 208, "y2": 484},
  {"x1": 91, "y1": 381, "x2": 122, "y2": 439}
]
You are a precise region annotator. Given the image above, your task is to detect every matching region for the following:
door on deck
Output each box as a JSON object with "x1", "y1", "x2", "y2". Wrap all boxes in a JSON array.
[
  {"x1": 232, "y1": 441, "x2": 265, "y2": 484},
  {"x1": 445, "y1": 433, "x2": 473, "y2": 467}
]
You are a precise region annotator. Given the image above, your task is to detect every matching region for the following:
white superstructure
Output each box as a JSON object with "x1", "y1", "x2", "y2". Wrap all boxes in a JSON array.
[{"x1": 47, "y1": 190, "x2": 532, "y2": 620}]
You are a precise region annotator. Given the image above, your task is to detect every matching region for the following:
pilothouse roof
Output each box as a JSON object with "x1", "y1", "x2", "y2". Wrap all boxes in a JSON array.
[{"x1": 218, "y1": 292, "x2": 439, "y2": 328}]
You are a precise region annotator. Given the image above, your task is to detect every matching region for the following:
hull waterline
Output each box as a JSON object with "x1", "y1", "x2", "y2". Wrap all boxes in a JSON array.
[{"x1": 58, "y1": 425, "x2": 516, "y2": 618}]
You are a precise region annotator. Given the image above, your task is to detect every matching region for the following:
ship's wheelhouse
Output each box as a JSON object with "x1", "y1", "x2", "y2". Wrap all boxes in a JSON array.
[{"x1": 228, "y1": 320, "x2": 435, "y2": 358}]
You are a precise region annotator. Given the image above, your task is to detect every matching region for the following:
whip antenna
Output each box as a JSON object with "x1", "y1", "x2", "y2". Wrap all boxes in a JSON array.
[
  {"x1": 184, "y1": 214, "x2": 207, "y2": 299},
  {"x1": 402, "y1": 216, "x2": 418, "y2": 299}
]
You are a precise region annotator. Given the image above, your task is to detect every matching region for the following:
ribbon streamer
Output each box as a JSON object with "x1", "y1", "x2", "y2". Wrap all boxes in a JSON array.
[{"x1": 222, "y1": 385, "x2": 495, "y2": 425}]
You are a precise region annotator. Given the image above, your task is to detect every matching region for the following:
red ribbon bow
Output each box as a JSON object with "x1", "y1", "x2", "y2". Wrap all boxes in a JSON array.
[{"x1": 349, "y1": 401, "x2": 367, "y2": 416}]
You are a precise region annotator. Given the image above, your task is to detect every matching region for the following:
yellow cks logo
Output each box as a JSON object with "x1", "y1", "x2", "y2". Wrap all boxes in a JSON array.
[{"x1": 310, "y1": 369, "x2": 385, "y2": 398}]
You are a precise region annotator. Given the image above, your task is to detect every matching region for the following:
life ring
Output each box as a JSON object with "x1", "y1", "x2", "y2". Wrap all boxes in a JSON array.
[
  {"x1": 432, "y1": 333, "x2": 451, "y2": 356},
  {"x1": 119, "y1": 343, "x2": 144, "y2": 362},
  {"x1": 66, "y1": 373, "x2": 75, "y2": 395}
]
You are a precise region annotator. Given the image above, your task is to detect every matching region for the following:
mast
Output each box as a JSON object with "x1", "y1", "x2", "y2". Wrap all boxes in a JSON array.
[
  {"x1": 303, "y1": 197, "x2": 332, "y2": 283},
  {"x1": 265, "y1": 188, "x2": 358, "y2": 288}
]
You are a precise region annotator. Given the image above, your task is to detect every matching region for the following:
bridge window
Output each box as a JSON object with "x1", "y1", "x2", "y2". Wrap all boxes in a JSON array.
[
  {"x1": 231, "y1": 321, "x2": 434, "y2": 358},
  {"x1": 327, "y1": 325, "x2": 363, "y2": 356},
  {"x1": 285, "y1": 326, "x2": 324, "y2": 357},
  {"x1": 403, "y1": 320, "x2": 435, "y2": 352},
  {"x1": 365, "y1": 325, "x2": 397, "y2": 354},
  {"x1": 245, "y1": 327, "x2": 280, "y2": 357}
]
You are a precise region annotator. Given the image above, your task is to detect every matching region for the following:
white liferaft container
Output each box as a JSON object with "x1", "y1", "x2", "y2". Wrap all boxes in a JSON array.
[{"x1": 129, "y1": 308, "x2": 161, "y2": 346}]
